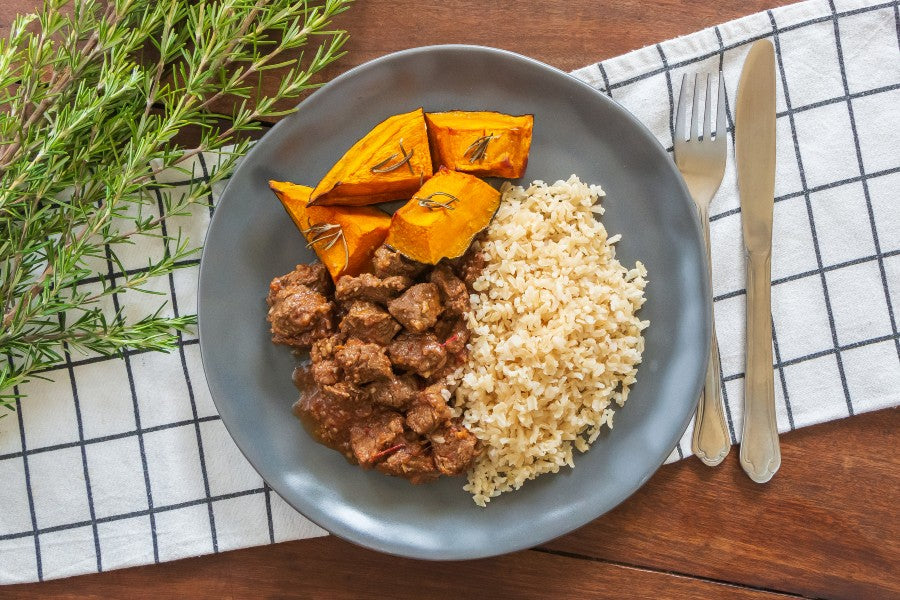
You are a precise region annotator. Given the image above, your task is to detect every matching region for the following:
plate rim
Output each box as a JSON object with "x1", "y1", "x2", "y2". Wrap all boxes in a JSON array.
[{"x1": 197, "y1": 43, "x2": 708, "y2": 560}]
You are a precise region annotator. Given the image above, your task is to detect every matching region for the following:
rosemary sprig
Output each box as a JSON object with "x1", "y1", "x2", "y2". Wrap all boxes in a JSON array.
[
  {"x1": 302, "y1": 222, "x2": 350, "y2": 272},
  {"x1": 463, "y1": 133, "x2": 496, "y2": 163},
  {"x1": 416, "y1": 192, "x2": 460, "y2": 210},
  {"x1": 0, "y1": 0, "x2": 353, "y2": 408},
  {"x1": 370, "y1": 138, "x2": 415, "y2": 174}
]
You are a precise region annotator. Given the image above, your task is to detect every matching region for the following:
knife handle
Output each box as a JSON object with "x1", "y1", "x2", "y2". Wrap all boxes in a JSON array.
[{"x1": 740, "y1": 250, "x2": 781, "y2": 483}]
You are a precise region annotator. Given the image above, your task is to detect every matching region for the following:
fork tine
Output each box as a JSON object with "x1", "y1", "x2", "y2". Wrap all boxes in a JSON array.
[
  {"x1": 703, "y1": 74, "x2": 712, "y2": 142},
  {"x1": 690, "y1": 74, "x2": 701, "y2": 140},
  {"x1": 716, "y1": 71, "x2": 727, "y2": 142},
  {"x1": 675, "y1": 74, "x2": 689, "y2": 144}
]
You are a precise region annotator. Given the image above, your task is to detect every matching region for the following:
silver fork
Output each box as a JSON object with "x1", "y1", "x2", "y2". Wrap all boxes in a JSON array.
[{"x1": 674, "y1": 72, "x2": 731, "y2": 466}]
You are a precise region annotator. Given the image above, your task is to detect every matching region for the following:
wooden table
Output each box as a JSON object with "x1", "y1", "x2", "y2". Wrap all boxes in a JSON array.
[{"x1": 2, "y1": 1, "x2": 898, "y2": 598}]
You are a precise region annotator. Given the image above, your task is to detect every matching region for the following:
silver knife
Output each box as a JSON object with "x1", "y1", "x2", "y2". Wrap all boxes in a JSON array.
[{"x1": 735, "y1": 40, "x2": 781, "y2": 483}]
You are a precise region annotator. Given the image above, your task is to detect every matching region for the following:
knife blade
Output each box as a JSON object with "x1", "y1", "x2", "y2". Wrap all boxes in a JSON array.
[{"x1": 735, "y1": 40, "x2": 780, "y2": 483}]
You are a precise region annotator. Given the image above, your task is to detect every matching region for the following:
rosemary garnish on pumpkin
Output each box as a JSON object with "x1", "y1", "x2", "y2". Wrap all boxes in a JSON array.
[
  {"x1": 370, "y1": 138, "x2": 415, "y2": 174},
  {"x1": 302, "y1": 222, "x2": 350, "y2": 272},
  {"x1": 463, "y1": 133, "x2": 496, "y2": 163},
  {"x1": 416, "y1": 192, "x2": 460, "y2": 210}
]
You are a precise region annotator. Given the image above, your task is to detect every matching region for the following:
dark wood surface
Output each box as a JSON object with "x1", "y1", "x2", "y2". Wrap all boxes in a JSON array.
[{"x1": 2, "y1": 1, "x2": 898, "y2": 599}]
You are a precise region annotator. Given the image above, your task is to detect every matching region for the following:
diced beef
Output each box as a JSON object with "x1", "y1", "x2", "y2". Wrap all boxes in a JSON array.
[
  {"x1": 405, "y1": 384, "x2": 452, "y2": 435},
  {"x1": 434, "y1": 317, "x2": 469, "y2": 355},
  {"x1": 311, "y1": 359, "x2": 340, "y2": 387},
  {"x1": 267, "y1": 263, "x2": 332, "y2": 302},
  {"x1": 429, "y1": 265, "x2": 469, "y2": 316},
  {"x1": 320, "y1": 381, "x2": 367, "y2": 405},
  {"x1": 339, "y1": 301, "x2": 401, "y2": 345},
  {"x1": 310, "y1": 334, "x2": 342, "y2": 363},
  {"x1": 387, "y1": 283, "x2": 443, "y2": 333},
  {"x1": 349, "y1": 411, "x2": 405, "y2": 465},
  {"x1": 425, "y1": 360, "x2": 464, "y2": 392},
  {"x1": 450, "y1": 246, "x2": 487, "y2": 292},
  {"x1": 388, "y1": 332, "x2": 447, "y2": 377},
  {"x1": 278, "y1": 243, "x2": 486, "y2": 484},
  {"x1": 376, "y1": 441, "x2": 440, "y2": 484},
  {"x1": 365, "y1": 374, "x2": 419, "y2": 410},
  {"x1": 292, "y1": 385, "x2": 364, "y2": 459},
  {"x1": 372, "y1": 245, "x2": 427, "y2": 279},
  {"x1": 334, "y1": 338, "x2": 392, "y2": 384},
  {"x1": 267, "y1": 283, "x2": 333, "y2": 349},
  {"x1": 429, "y1": 422, "x2": 479, "y2": 475},
  {"x1": 335, "y1": 273, "x2": 412, "y2": 305}
]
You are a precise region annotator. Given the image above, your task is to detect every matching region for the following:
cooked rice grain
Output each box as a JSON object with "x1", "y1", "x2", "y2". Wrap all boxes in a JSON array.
[{"x1": 454, "y1": 175, "x2": 648, "y2": 506}]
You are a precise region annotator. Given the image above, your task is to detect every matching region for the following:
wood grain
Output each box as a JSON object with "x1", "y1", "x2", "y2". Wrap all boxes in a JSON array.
[
  {"x1": 1, "y1": 1, "x2": 895, "y2": 598},
  {"x1": 545, "y1": 408, "x2": 900, "y2": 600},
  {"x1": 2, "y1": 535, "x2": 797, "y2": 600}
]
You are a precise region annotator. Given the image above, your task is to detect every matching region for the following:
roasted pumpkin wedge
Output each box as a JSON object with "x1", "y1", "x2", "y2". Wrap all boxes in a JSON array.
[
  {"x1": 385, "y1": 168, "x2": 501, "y2": 265},
  {"x1": 425, "y1": 111, "x2": 533, "y2": 178},
  {"x1": 270, "y1": 180, "x2": 391, "y2": 280},
  {"x1": 308, "y1": 108, "x2": 433, "y2": 207}
]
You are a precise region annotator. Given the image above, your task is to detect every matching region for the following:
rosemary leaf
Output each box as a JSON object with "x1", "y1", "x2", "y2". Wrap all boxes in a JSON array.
[{"x1": 0, "y1": 0, "x2": 354, "y2": 409}]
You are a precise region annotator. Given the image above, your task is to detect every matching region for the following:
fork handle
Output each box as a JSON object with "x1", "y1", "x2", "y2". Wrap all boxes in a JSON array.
[
  {"x1": 740, "y1": 250, "x2": 781, "y2": 483},
  {"x1": 692, "y1": 206, "x2": 731, "y2": 465}
]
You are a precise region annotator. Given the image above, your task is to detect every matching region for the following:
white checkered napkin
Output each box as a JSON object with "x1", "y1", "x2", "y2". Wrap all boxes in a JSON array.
[
  {"x1": 0, "y1": 156, "x2": 326, "y2": 585},
  {"x1": 1, "y1": 0, "x2": 898, "y2": 585},
  {"x1": 573, "y1": 0, "x2": 900, "y2": 462}
]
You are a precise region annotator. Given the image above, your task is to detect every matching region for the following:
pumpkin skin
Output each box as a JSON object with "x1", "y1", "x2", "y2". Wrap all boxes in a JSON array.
[
  {"x1": 424, "y1": 111, "x2": 533, "y2": 178},
  {"x1": 308, "y1": 108, "x2": 433, "y2": 207},
  {"x1": 269, "y1": 180, "x2": 391, "y2": 280},
  {"x1": 385, "y1": 168, "x2": 501, "y2": 265}
]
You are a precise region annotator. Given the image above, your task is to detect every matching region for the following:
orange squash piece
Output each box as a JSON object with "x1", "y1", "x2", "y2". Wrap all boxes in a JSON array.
[
  {"x1": 308, "y1": 108, "x2": 433, "y2": 207},
  {"x1": 385, "y1": 168, "x2": 501, "y2": 265},
  {"x1": 270, "y1": 180, "x2": 391, "y2": 280},
  {"x1": 425, "y1": 111, "x2": 533, "y2": 178}
]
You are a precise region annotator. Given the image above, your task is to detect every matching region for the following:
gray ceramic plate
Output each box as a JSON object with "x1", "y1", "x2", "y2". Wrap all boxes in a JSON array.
[{"x1": 198, "y1": 45, "x2": 709, "y2": 560}]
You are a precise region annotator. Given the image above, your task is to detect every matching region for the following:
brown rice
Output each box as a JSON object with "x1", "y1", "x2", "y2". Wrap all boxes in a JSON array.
[{"x1": 454, "y1": 175, "x2": 648, "y2": 506}]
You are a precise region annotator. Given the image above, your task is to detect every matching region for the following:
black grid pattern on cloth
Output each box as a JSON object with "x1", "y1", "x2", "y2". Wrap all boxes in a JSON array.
[
  {"x1": 0, "y1": 163, "x2": 287, "y2": 582},
  {"x1": 582, "y1": 0, "x2": 900, "y2": 458},
  {"x1": 828, "y1": 0, "x2": 900, "y2": 358},
  {"x1": 767, "y1": 7, "x2": 854, "y2": 415},
  {"x1": 103, "y1": 235, "x2": 162, "y2": 564},
  {"x1": 151, "y1": 179, "x2": 219, "y2": 556},
  {"x1": 2, "y1": 0, "x2": 898, "y2": 584}
]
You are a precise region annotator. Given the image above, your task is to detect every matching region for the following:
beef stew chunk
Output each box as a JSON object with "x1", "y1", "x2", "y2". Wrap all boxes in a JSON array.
[
  {"x1": 339, "y1": 301, "x2": 401, "y2": 345},
  {"x1": 434, "y1": 316, "x2": 469, "y2": 355},
  {"x1": 335, "y1": 273, "x2": 412, "y2": 304},
  {"x1": 388, "y1": 332, "x2": 447, "y2": 377},
  {"x1": 430, "y1": 422, "x2": 478, "y2": 475},
  {"x1": 320, "y1": 381, "x2": 367, "y2": 406},
  {"x1": 349, "y1": 411, "x2": 405, "y2": 465},
  {"x1": 310, "y1": 334, "x2": 342, "y2": 363},
  {"x1": 268, "y1": 263, "x2": 332, "y2": 301},
  {"x1": 335, "y1": 338, "x2": 393, "y2": 384},
  {"x1": 311, "y1": 359, "x2": 340, "y2": 387},
  {"x1": 267, "y1": 283, "x2": 333, "y2": 349},
  {"x1": 293, "y1": 383, "x2": 365, "y2": 460},
  {"x1": 376, "y1": 441, "x2": 440, "y2": 484},
  {"x1": 276, "y1": 241, "x2": 488, "y2": 485},
  {"x1": 429, "y1": 265, "x2": 469, "y2": 316},
  {"x1": 373, "y1": 245, "x2": 427, "y2": 279},
  {"x1": 387, "y1": 283, "x2": 443, "y2": 333},
  {"x1": 405, "y1": 384, "x2": 452, "y2": 435},
  {"x1": 366, "y1": 374, "x2": 419, "y2": 410},
  {"x1": 452, "y1": 246, "x2": 487, "y2": 292}
]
